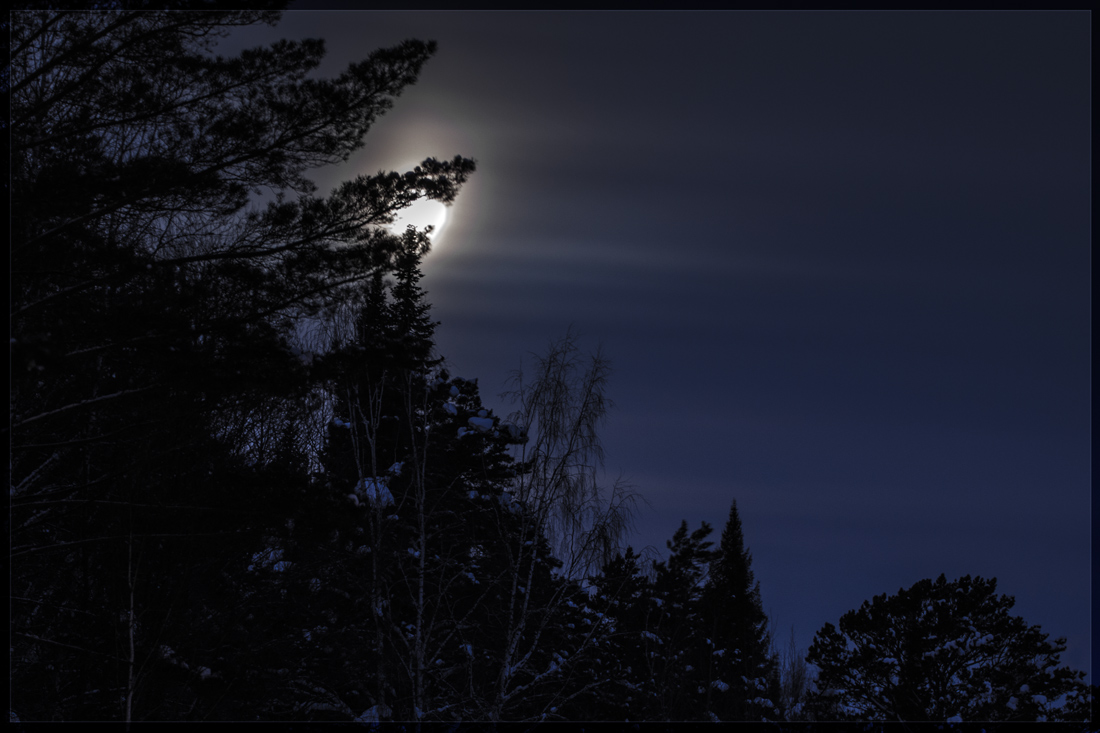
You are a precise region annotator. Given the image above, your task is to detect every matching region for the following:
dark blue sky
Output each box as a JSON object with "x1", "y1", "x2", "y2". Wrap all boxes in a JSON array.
[{"x1": 222, "y1": 10, "x2": 1091, "y2": 676}]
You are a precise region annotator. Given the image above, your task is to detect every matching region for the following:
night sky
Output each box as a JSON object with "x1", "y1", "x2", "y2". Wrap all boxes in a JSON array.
[{"x1": 218, "y1": 10, "x2": 1091, "y2": 677}]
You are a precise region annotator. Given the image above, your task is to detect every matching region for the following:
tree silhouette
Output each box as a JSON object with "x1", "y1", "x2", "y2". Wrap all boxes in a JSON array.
[
  {"x1": 10, "y1": 7, "x2": 472, "y2": 721},
  {"x1": 644, "y1": 520, "x2": 715, "y2": 720},
  {"x1": 806, "y1": 574, "x2": 1090, "y2": 722},
  {"x1": 702, "y1": 499, "x2": 778, "y2": 721}
]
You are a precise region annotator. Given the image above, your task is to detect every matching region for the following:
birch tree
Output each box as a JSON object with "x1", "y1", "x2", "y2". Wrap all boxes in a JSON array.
[{"x1": 470, "y1": 332, "x2": 638, "y2": 720}]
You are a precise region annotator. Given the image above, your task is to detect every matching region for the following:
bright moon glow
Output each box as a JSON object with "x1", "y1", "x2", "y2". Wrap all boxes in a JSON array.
[{"x1": 388, "y1": 198, "x2": 449, "y2": 241}]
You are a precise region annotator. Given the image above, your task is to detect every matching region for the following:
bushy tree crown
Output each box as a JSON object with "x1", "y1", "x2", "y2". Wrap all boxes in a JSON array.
[{"x1": 806, "y1": 574, "x2": 1090, "y2": 722}]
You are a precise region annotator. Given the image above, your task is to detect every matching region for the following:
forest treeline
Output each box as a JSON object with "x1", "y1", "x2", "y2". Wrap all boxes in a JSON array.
[
  {"x1": 8, "y1": 6, "x2": 777, "y2": 721},
  {"x1": 9, "y1": 6, "x2": 1091, "y2": 724}
]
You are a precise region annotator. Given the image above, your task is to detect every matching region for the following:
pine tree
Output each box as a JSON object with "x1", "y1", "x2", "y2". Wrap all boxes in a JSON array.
[
  {"x1": 701, "y1": 499, "x2": 778, "y2": 721},
  {"x1": 10, "y1": 7, "x2": 473, "y2": 721},
  {"x1": 806, "y1": 574, "x2": 1091, "y2": 722}
]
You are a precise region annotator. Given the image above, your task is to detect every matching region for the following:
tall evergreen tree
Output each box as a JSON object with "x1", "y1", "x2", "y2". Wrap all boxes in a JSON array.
[
  {"x1": 389, "y1": 227, "x2": 443, "y2": 373},
  {"x1": 647, "y1": 520, "x2": 716, "y2": 721},
  {"x1": 702, "y1": 499, "x2": 778, "y2": 721},
  {"x1": 276, "y1": 234, "x2": 568, "y2": 721},
  {"x1": 577, "y1": 547, "x2": 661, "y2": 720}
]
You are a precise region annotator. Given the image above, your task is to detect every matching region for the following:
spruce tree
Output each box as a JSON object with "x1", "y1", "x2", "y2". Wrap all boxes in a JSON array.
[
  {"x1": 703, "y1": 499, "x2": 777, "y2": 721},
  {"x1": 648, "y1": 520, "x2": 716, "y2": 720},
  {"x1": 294, "y1": 243, "x2": 545, "y2": 720},
  {"x1": 389, "y1": 228, "x2": 443, "y2": 373},
  {"x1": 578, "y1": 547, "x2": 660, "y2": 720}
]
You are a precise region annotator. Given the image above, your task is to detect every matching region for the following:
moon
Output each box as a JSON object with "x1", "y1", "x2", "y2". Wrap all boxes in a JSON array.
[{"x1": 388, "y1": 196, "x2": 449, "y2": 243}]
